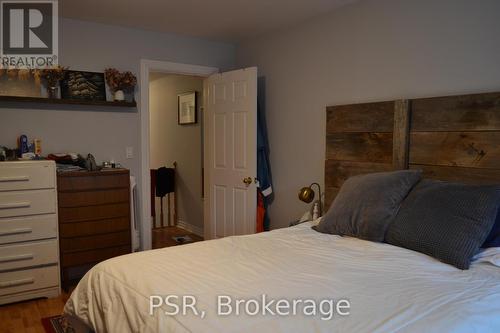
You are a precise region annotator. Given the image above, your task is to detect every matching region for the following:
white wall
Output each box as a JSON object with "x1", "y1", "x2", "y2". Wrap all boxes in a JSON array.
[
  {"x1": 237, "y1": 0, "x2": 500, "y2": 229},
  {"x1": 0, "y1": 18, "x2": 235, "y2": 238},
  {"x1": 149, "y1": 73, "x2": 204, "y2": 231}
]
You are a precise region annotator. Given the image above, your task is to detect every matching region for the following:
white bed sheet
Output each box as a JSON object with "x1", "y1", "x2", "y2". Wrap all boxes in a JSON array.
[{"x1": 65, "y1": 221, "x2": 500, "y2": 333}]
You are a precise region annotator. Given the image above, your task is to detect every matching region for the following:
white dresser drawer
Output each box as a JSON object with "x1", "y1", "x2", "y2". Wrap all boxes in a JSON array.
[
  {"x1": 0, "y1": 215, "x2": 57, "y2": 244},
  {"x1": 0, "y1": 189, "x2": 56, "y2": 218},
  {"x1": 0, "y1": 239, "x2": 58, "y2": 271},
  {"x1": 0, "y1": 162, "x2": 55, "y2": 191},
  {"x1": 0, "y1": 265, "x2": 58, "y2": 296}
]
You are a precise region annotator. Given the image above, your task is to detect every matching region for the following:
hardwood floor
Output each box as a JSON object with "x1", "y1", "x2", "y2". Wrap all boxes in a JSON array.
[
  {"x1": 0, "y1": 291, "x2": 70, "y2": 333},
  {"x1": 152, "y1": 226, "x2": 204, "y2": 249},
  {"x1": 0, "y1": 227, "x2": 202, "y2": 332}
]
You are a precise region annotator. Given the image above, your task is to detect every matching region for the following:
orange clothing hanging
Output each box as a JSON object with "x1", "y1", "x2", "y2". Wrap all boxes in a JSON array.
[{"x1": 256, "y1": 191, "x2": 265, "y2": 233}]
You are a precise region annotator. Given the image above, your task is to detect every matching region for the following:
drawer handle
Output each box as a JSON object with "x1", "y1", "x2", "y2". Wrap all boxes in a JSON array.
[
  {"x1": 0, "y1": 228, "x2": 33, "y2": 236},
  {"x1": 0, "y1": 253, "x2": 34, "y2": 263},
  {"x1": 0, "y1": 202, "x2": 31, "y2": 210},
  {"x1": 0, "y1": 176, "x2": 29, "y2": 182},
  {"x1": 0, "y1": 278, "x2": 35, "y2": 288}
]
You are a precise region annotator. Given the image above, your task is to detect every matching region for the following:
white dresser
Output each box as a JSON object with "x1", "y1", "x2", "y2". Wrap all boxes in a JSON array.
[{"x1": 0, "y1": 161, "x2": 60, "y2": 304}]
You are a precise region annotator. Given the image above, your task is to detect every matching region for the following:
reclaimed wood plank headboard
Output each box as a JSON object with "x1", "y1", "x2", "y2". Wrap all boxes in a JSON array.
[{"x1": 325, "y1": 92, "x2": 500, "y2": 208}]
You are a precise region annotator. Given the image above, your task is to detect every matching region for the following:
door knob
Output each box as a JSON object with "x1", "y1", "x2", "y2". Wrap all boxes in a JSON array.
[{"x1": 243, "y1": 177, "x2": 252, "y2": 186}]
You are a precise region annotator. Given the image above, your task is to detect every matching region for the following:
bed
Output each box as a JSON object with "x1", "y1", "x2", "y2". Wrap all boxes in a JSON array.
[
  {"x1": 65, "y1": 221, "x2": 500, "y2": 332},
  {"x1": 65, "y1": 91, "x2": 500, "y2": 332}
]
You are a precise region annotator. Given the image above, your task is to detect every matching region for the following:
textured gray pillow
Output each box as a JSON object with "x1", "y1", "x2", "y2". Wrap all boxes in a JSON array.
[
  {"x1": 385, "y1": 180, "x2": 500, "y2": 270},
  {"x1": 313, "y1": 170, "x2": 421, "y2": 242}
]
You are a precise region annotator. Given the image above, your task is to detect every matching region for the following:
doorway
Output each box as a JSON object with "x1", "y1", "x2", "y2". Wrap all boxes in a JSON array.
[
  {"x1": 139, "y1": 61, "x2": 258, "y2": 251},
  {"x1": 139, "y1": 60, "x2": 218, "y2": 250},
  {"x1": 149, "y1": 72, "x2": 205, "y2": 248}
]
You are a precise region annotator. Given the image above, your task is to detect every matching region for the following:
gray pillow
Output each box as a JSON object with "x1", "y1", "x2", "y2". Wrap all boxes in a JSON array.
[
  {"x1": 385, "y1": 180, "x2": 500, "y2": 270},
  {"x1": 313, "y1": 170, "x2": 421, "y2": 242}
]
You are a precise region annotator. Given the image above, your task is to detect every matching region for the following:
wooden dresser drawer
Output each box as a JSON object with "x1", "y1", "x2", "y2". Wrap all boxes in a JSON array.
[
  {"x1": 0, "y1": 215, "x2": 57, "y2": 244},
  {"x1": 59, "y1": 217, "x2": 129, "y2": 237},
  {"x1": 58, "y1": 173, "x2": 129, "y2": 191},
  {"x1": 0, "y1": 162, "x2": 55, "y2": 191},
  {"x1": 61, "y1": 245, "x2": 130, "y2": 267},
  {"x1": 0, "y1": 189, "x2": 56, "y2": 218},
  {"x1": 60, "y1": 231, "x2": 130, "y2": 253},
  {"x1": 0, "y1": 265, "x2": 58, "y2": 296},
  {"x1": 0, "y1": 240, "x2": 58, "y2": 271},
  {"x1": 58, "y1": 188, "x2": 129, "y2": 207},
  {"x1": 59, "y1": 202, "x2": 129, "y2": 223}
]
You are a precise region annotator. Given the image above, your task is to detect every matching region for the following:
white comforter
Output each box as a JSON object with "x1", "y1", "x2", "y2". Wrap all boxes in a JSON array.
[{"x1": 65, "y1": 221, "x2": 500, "y2": 333}]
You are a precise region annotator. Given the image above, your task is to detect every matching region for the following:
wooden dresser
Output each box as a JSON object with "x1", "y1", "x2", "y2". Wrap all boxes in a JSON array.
[
  {"x1": 0, "y1": 161, "x2": 60, "y2": 305},
  {"x1": 57, "y1": 169, "x2": 131, "y2": 289}
]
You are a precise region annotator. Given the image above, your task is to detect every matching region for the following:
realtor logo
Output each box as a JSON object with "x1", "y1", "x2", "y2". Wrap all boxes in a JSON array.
[{"x1": 1, "y1": 0, "x2": 58, "y2": 68}]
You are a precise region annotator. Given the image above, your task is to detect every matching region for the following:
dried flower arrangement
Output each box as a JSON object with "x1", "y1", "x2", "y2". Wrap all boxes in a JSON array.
[
  {"x1": 40, "y1": 66, "x2": 68, "y2": 98},
  {"x1": 31, "y1": 69, "x2": 42, "y2": 88},
  {"x1": 104, "y1": 68, "x2": 137, "y2": 92},
  {"x1": 40, "y1": 66, "x2": 67, "y2": 88}
]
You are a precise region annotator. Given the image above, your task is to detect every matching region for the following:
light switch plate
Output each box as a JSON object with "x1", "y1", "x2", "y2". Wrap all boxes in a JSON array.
[{"x1": 126, "y1": 146, "x2": 134, "y2": 159}]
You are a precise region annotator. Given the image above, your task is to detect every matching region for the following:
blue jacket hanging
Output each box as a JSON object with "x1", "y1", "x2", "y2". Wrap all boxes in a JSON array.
[{"x1": 257, "y1": 91, "x2": 272, "y2": 198}]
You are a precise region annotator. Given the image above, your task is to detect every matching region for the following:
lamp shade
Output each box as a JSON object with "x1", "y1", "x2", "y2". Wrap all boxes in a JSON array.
[{"x1": 298, "y1": 186, "x2": 315, "y2": 203}]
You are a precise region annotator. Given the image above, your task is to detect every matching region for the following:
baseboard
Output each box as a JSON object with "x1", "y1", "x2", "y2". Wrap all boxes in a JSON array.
[{"x1": 177, "y1": 220, "x2": 204, "y2": 237}]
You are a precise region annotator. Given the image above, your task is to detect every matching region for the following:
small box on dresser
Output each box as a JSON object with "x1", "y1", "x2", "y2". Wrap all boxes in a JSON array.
[
  {"x1": 57, "y1": 169, "x2": 131, "y2": 290},
  {"x1": 0, "y1": 160, "x2": 60, "y2": 305}
]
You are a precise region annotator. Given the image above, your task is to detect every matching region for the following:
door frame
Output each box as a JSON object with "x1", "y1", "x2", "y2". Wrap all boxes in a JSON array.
[{"x1": 139, "y1": 59, "x2": 218, "y2": 250}]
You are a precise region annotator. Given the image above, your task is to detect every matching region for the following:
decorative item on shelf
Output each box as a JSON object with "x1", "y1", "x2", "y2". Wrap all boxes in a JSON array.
[
  {"x1": 0, "y1": 67, "x2": 42, "y2": 97},
  {"x1": 31, "y1": 69, "x2": 42, "y2": 89},
  {"x1": 60, "y1": 70, "x2": 106, "y2": 101},
  {"x1": 178, "y1": 91, "x2": 197, "y2": 125},
  {"x1": 41, "y1": 65, "x2": 67, "y2": 99},
  {"x1": 114, "y1": 89, "x2": 125, "y2": 101},
  {"x1": 298, "y1": 182, "x2": 323, "y2": 217},
  {"x1": 6, "y1": 68, "x2": 19, "y2": 80},
  {"x1": 17, "y1": 69, "x2": 31, "y2": 81},
  {"x1": 105, "y1": 68, "x2": 137, "y2": 101}
]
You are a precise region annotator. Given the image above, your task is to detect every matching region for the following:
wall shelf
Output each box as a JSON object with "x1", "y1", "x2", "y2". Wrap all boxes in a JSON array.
[{"x1": 0, "y1": 95, "x2": 136, "y2": 108}]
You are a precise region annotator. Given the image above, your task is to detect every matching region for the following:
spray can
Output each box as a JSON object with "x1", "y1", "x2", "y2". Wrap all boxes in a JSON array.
[
  {"x1": 34, "y1": 139, "x2": 42, "y2": 156},
  {"x1": 19, "y1": 135, "x2": 29, "y2": 155}
]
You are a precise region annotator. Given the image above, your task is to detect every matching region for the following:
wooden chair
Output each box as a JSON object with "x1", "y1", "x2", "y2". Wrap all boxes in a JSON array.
[{"x1": 150, "y1": 162, "x2": 177, "y2": 228}]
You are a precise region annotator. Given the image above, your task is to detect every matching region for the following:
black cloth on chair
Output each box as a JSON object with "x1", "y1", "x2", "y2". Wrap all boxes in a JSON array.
[{"x1": 156, "y1": 167, "x2": 175, "y2": 197}]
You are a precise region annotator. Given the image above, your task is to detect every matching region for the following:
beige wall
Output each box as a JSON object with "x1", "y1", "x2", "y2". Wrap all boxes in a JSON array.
[
  {"x1": 0, "y1": 18, "x2": 234, "y2": 246},
  {"x1": 149, "y1": 74, "x2": 204, "y2": 231},
  {"x1": 0, "y1": 19, "x2": 234, "y2": 175},
  {"x1": 237, "y1": 0, "x2": 500, "y2": 229}
]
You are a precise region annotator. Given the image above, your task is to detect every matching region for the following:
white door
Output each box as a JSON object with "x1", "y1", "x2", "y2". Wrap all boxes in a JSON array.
[{"x1": 204, "y1": 67, "x2": 257, "y2": 239}]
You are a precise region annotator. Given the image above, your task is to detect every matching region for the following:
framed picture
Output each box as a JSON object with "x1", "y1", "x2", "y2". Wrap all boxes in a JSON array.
[
  {"x1": 178, "y1": 91, "x2": 197, "y2": 125},
  {"x1": 0, "y1": 69, "x2": 41, "y2": 97},
  {"x1": 60, "y1": 70, "x2": 106, "y2": 101}
]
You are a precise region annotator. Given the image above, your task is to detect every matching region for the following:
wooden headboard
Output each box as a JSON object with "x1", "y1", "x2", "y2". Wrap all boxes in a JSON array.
[{"x1": 325, "y1": 92, "x2": 500, "y2": 208}]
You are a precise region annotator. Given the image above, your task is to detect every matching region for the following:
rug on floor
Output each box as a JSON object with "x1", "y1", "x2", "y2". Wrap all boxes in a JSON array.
[{"x1": 41, "y1": 315, "x2": 76, "y2": 333}]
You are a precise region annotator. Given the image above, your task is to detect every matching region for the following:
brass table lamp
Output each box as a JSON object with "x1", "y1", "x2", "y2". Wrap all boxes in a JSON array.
[{"x1": 298, "y1": 182, "x2": 322, "y2": 216}]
